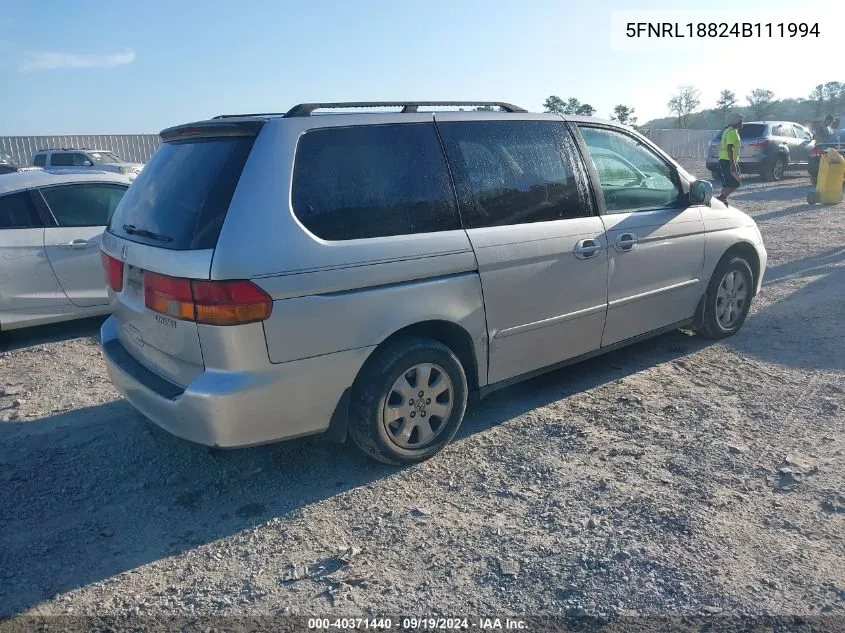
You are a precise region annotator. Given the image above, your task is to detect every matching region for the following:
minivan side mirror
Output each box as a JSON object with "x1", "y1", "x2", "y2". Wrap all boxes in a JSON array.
[
  {"x1": 83, "y1": 160, "x2": 93, "y2": 167},
  {"x1": 690, "y1": 179, "x2": 713, "y2": 206}
]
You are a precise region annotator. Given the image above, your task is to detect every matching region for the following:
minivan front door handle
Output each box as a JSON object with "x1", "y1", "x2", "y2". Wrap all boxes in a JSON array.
[
  {"x1": 614, "y1": 233, "x2": 638, "y2": 253},
  {"x1": 573, "y1": 238, "x2": 602, "y2": 260}
]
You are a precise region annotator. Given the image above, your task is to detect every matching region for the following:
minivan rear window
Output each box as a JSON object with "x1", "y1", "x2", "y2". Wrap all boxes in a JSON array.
[{"x1": 108, "y1": 136, "x2": 255, "y2": 250}]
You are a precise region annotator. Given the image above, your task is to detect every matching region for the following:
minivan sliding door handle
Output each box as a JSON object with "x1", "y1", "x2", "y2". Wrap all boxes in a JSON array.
[{"x1": 614, "y1": 233, "x2": 638, "y2": 253}]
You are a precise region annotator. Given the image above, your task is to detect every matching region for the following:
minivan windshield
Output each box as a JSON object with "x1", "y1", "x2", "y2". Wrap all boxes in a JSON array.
[{"x1": 108, "y1": 136, "x2": 255, "y2": 250}]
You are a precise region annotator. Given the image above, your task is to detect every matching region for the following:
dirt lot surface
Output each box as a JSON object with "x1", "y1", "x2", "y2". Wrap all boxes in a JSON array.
[{"x1": 1, "y1": 162, "x2": 843, "y2": 625}]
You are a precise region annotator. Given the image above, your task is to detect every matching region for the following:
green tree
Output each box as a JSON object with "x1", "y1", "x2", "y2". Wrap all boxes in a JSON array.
[
  {"x1": 544, "y1": 95, "x2": 595, "y2": 116},
  {"x1": 543, "y1": 95, "x2": 566, "y2": 114},
  {"x1": 668, "y1": 85, "x2": 700, "y2": 129},
  {"x1": 575, "y1": 103, "x2": 596, "y2": 116},
  {"x1": 810, "y1": 84, "x2": 826, "y2": 118},
  {"x1": 716, "y1": 89, "x2": 736, "y2": 119},
  {"x1": 610, "y1": 104, "x2": 637, "y2": 126},
  {"x1": 746, "y1": 88, "x2": 775, "y2": 119}
]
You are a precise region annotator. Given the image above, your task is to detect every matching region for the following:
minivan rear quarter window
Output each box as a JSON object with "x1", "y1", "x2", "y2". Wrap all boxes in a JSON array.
[
  {"x1": 292, "y1": 123, "x2": 461, "y2": 241},
  {"x1": 109, "y1": 136, "x2": 256, "y2": 250}
]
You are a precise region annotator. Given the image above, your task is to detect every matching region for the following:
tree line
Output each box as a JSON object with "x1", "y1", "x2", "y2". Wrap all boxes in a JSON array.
[
  {"x1": 656, "y1": 81, "x2": 843, "y2": 130},
  {"x1": 540, "y1": 81, "x2": 844, "y2": 131},
  {"x1": 542, "y1": 96, "x2": 638, "y2": 127}
]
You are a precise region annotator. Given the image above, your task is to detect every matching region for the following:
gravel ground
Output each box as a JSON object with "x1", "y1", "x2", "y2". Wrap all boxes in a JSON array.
[{"x1": 1, "y1": 161, "x2": 843, "y2": 624}]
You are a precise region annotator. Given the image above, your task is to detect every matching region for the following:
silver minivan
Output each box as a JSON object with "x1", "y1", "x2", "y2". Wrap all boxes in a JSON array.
[{"x1": 100, "y1": 101, "x2": 768, "y2": 464}]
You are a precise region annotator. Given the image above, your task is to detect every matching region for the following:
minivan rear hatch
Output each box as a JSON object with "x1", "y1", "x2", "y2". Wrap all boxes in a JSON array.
[{"x1": 102, "y1": 120, "x2": 263, "y2": 387}]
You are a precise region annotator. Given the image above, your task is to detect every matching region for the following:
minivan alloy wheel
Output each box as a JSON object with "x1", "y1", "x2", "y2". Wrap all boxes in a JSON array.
[
  {"x1": 696, "y1": 255, "x2": 754, "y2": 340},
  {"x1": 349, "y1": 336, "x2": 468, "y2": 465},
  {"x1": 715, "y1": 269, "x2": 748, "y2": 330},
  {"x1": 381, "y1": 363, "x2": 454, "y2": 449},
  {"x1": 773, "y1": 159, "x2": 785, "y2": 180}
]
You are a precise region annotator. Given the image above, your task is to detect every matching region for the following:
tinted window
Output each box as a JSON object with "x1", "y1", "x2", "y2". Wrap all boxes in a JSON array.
[
  {"x1": 577, "y1": 126, "x2": 682, "y2": 214},
  {"x1": 0, "y1": 192, "x2": 41, "y2": 229},
  {"x1": 741, "y1": 124, "x2": 766, "y2": 138},
  {"x1": 49, "y1": 153, "x2": 74, "y2": 167},
  {"x1": 41, "y1": 184, "x2": 128, "y2": 227},
  {"x1": 437, "y1": 121, "x2": 592, "y2": 228},
  {"x1": 109, "y1": 136, "x2": 255, "y2": 250},
  {"x1": 292, "y1": 124, "x2": 460, "y2": 240},
  {"x1": 33, "y1": 154, "x2": 47, "y2": 167}
]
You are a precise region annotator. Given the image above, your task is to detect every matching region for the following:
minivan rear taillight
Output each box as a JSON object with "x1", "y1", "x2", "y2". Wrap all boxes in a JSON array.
[
  {"x1": 101, "y1": 252, "x2": 124, "y2": 292},
  {"x1": 143, "y1": 272, "x2": 272, "y2": 326},
  {"x1": 810, "y1": 147, "x2": 823, "y2": 158}
]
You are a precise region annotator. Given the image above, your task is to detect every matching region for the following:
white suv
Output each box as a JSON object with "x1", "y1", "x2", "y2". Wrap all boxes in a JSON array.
[{"x1": 32, "y1": 149, "x2": 144, "y2": 181}]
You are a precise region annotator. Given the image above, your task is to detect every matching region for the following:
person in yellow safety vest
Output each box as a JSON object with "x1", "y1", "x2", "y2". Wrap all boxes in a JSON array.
[{"x1": 717, "y1": 113, "x2": 743, "y2": 206}]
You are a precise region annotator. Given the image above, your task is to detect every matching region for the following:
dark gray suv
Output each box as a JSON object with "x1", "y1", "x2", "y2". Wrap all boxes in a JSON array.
[{"x1": 706, "y1": 121, "x2": 815, "y2": 182}]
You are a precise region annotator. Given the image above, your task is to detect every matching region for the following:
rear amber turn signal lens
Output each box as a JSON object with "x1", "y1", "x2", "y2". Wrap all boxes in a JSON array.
[
  {"x1": 192, "y1": 280, "x2": 273, "y2": 326},
  {"x1": 143, "y1": 272, "x2": 272, "y2": 326}
]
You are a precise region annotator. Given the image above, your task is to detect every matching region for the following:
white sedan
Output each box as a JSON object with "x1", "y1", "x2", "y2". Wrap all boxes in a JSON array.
[{"x1": 0, "y1": 169, "x2": 132, "y2": 331}]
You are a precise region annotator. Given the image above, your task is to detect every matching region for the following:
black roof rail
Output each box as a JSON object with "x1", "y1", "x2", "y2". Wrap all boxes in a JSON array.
[
  {"x1": 211, "y1": 101, "x2": 528, "y2": 119},
  {"x1": 211, "y1": 113, "x2": 288, "y2": 120},
  {"x1": 284, "y1": 101, "x2": 528, "y2": 117},
  {"x1": 35, "y1": 147, "x2": 98, "y2": 152}
]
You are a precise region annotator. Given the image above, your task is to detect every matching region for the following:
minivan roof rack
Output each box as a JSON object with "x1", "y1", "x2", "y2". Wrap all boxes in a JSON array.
[{"x1": 212, "y1": 101, "x2": 527, "y2": 119}]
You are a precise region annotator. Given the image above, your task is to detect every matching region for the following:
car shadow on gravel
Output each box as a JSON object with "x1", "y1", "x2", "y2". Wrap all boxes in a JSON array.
[
  {"x1": 731, "y1": 182, "x2": 811, "y2": 203},
  {"x1": 0, "y1": 329, "x2": 714, "y2": 617},
  {"x1": 0, "y1": 400, "x2": 398, "y2": 617},
  {"x1": 0, "y1": 316, "x2": 106, "y2": 353},
  {"x1": 458, "y1": 329, "x2": 711, "y2": 439},
  {"x1": 727, "y1": 246, "x2": 845, "y2": 372}
]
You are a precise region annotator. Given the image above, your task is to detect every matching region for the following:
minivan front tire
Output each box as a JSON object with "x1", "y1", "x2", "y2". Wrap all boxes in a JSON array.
[
  {"x1": 349, "y1": 337, "x2": 468, "y2": 465},
  {"x1": 697, "y1": 256, "x2": 754, "y2": 339}
]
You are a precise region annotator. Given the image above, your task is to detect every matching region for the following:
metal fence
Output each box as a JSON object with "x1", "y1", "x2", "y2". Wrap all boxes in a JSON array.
[
  {"x1": 1, "y1": 128, "x2": 720, "y2": 167},
  {"x1": 0, "y1": 135, "x2": 161, "y2": 166},
  {"x1": 642, "y1": 129, "x2": 719, "y2": 159}
]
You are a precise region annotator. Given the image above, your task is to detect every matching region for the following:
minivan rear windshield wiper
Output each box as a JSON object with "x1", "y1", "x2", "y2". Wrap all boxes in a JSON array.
[{"x1": 122, "y1": 224, "x2": 173, "y2": 243}]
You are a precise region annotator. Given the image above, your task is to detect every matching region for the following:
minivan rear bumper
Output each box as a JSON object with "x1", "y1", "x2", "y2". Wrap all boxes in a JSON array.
[{"x1": 100, "y1": 316, "x2": 374, "y2": 447}]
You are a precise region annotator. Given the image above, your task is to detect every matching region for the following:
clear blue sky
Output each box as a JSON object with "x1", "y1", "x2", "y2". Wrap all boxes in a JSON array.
[{"x1": 0, "y1": 0, "x2": 836, "y2": 134}]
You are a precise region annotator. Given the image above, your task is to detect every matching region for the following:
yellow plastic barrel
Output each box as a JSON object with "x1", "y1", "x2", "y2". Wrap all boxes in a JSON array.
[{"x1": 808, "y1": 148, "x2": 845, "y2": 205}]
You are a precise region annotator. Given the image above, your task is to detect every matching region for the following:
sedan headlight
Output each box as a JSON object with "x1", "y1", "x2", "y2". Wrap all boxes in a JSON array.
[{"x1": 119, "y1": 166, "x2": 134, "y2": 175}]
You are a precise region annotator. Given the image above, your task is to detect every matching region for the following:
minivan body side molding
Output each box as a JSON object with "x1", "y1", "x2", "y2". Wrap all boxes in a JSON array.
[
  {"x1": 607, "y1": 278, "x2": 700, "y2": 309},
  {"x1": 494, "y1": 303, "x2": 608, "y2": 339},
  {"x1": 478, "y1": 318, "x2": 694, "y2": 399}
]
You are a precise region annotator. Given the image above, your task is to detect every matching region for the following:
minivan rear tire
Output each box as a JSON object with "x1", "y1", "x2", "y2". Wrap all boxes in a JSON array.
[
  {"x1": 696, "y1": 256, "x2": 754, "y2": 340},
  {"x1": 349, "y1": 337, "x2": 468, "y2": 465}
]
